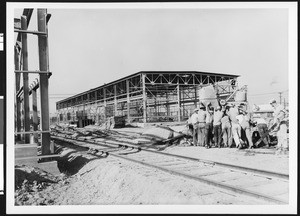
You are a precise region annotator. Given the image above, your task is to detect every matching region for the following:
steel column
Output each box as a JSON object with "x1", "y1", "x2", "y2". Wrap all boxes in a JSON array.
[
  {"x1": 166, "y1": 90, "x2": 170, "y2": 117},
  {"x1": 177, "y1": 84, "x2": 181, "y2": 122},
  {"x1": 103, "y1": 88, "x2": 107, "y2": 120},
  {"x1": 126, "y1": 79, "x2": 130, "y2": 123},
  {"x1": 37, "y1": 9, "x2": 51, "y2": 154},
  {"x1": 21, "y1": 16, "x2": 30, "y2": 143},
  {"x1": 142, "y1": 74, "x2": 147, "y2": 123},
  {"x1": 194, "y1": 86, "x2": 198, "y2": 107},
  {"x1": 114, "y1": 84, "x2": 117, "y2": 116}
]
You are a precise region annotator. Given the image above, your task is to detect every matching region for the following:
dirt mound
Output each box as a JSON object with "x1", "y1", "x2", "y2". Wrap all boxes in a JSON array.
[
  {"x1": 15, "y1": 165, "x2": 58, "y2": 190},
  {"x1": 15, "y1": 165, "x2": 64, "y2": 206}
]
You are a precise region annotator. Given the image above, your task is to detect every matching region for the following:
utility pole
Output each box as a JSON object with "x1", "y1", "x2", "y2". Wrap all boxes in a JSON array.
[{"x1": 279, "y1": 92, "x2": 282, "y2": 105}]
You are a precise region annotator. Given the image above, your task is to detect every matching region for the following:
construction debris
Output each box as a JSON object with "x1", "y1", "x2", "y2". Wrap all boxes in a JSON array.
[{"x1": 141, "y1": 126, "x2": 174, "y2": 141}]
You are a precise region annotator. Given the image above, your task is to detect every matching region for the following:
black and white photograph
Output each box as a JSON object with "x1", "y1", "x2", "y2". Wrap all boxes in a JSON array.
[
  {"x1": 4, "y1": 2, "x2": 298, "y2": 214},
  {"x1": 0, "y1": 96, "x2": 3, "y2": 195}
]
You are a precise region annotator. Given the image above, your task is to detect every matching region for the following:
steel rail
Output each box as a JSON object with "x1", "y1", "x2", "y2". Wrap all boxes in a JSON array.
[
  {"x1": 109, "y1": 152, "x2": 287, "y2": 204},
  {"x1": 51, "y1": 135, "x2": 287, "y2": 204},
  {"x1": 51, "y1": 132, "x2": 288, "y2": 180}
]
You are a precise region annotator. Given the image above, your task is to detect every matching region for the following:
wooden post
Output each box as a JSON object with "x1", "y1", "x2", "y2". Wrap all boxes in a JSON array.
[
  {"x1": 37, "y1": 9, "x2": 51, "y2": 155},
  {"x1": 126, "y1": 79, "x2": 130, "y2": 123},
  {"x1": 21, "y1": 16, "x2": 30, "y2": 143},
  {"x1": 142, "y1": 74, "x2": 147, "y2": 123},
  {"x1": 14, "y1": 46, "x2": 22, "y2": 141},
  {"x1": 177, "y1": 84, "x2": 181, "y2": 122},
  {"x1": 32, "y1": 88, "x2": 38, "y2": 143}
]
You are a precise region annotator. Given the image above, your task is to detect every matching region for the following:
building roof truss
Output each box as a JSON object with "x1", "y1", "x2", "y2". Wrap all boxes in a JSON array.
[
  {"x1": 194, "y1": 74, "x2": 203, "y2": 85},
  {"x1": 128, "y1": 76, "x2": 142, "y2": 92},
  {"x1": 105, "y1": 86, "x2": 114, "y2": 97},
  {"x1": 117, "y1": 81, "x2": 126, "y2": 95}
]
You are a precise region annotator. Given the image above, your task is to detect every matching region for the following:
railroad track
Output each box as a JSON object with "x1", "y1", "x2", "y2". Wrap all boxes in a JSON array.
[{"x1": 51, "y1": 131, "x2": 289, "y2": 205}]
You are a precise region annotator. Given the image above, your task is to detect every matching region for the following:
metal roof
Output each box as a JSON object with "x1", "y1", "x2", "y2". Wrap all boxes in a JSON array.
[{"x1": 57, "y1": 71, "x2": 239, "y2": 104}]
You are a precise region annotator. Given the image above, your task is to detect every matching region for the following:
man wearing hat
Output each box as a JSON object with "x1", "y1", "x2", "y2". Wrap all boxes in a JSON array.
[
  {"x1": 197, "y1": 102, "x2": 207, "y2": 146},
  {"x1": 205, "y1": 105, "x2": 214, "y2": 148},
  {"x1": 221, "y1": 108, "x2": 232, "y2": 147},
  {"x1": 269, "y1": 99, "x2": 288, "y2": 153},
  {"x1": 189, "y1": 108, "x2": 200, "y2": 146},
  {"x1": 228, "y1": 103, "x2": 243, "y2": 148},
  {"x1": 236, "y1": 106, "x2": 254, "y2": 149},
  {"x1": 213, "y1": 106, "x2": 224, "y2": 148}
]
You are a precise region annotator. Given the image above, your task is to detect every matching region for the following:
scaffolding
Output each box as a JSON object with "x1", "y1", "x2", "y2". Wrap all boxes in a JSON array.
[
  {"x1": 14, "y1": 9, "x2": 53, "y2": 156},
  {"x1": 56, "y1": 71, "x2": 240, "y2": 124}
]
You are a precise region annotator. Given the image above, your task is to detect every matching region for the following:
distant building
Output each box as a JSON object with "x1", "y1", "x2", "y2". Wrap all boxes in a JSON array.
[
  {"x1": 252, "y1": 104, "x2": 274, "y2": 119},
  {"x1": 56, "y1": 71, "x2": 240, "y2": 126}
]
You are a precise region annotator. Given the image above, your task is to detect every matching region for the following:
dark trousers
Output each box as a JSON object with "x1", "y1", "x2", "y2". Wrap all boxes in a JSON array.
[
  {"x1": 192, "y1": 124, "x2": 198, "y2": 145},
  {"x1": 257, "y1": 123, "x2": 269, "y2": 146},
  {"x1": 213, "y1": 124, "x2": 222, "y2": 147},
  {"x1": 205, "y1": 123, "x2": 213, "y2": 147}
]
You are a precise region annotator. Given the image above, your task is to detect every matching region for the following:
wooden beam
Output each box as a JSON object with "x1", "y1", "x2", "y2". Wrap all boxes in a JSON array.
[
  {"x1": 37, "y1": 9, "x2": 51, "y2": 154},
  {"x1": 21, "y1": 16, "x2": 30, "y2": 143},
  {"x1": 15, "y1": 46, "x2": 22, "y2": 140}
]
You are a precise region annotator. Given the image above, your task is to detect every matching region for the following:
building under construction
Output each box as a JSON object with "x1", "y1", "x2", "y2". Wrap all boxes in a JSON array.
[{"x1": 56, "y1": 71, "x2": 247, "y2": 126}]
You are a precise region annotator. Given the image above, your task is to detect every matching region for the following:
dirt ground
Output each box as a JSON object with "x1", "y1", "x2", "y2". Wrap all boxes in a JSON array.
[{"x1": 14, "y1": 125, "x2": 289, "y2": 206}]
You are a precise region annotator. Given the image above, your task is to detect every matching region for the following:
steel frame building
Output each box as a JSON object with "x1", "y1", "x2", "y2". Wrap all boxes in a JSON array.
[{"x1": 56, "y1": 71, "x2": 239, "y2": 124}]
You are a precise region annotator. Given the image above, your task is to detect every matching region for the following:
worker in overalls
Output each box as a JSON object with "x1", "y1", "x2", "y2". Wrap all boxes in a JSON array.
[
  {"x1": 197, "y1": 103, "x2": 207, "y2": 147},
  {"x1": 269, "y1": 99, "x2": 288, "y2": 153}
]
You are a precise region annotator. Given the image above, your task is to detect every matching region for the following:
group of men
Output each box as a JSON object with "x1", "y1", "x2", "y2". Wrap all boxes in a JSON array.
[{"x1": 187, "y1": 98, "x2": 288, "y2": 152}]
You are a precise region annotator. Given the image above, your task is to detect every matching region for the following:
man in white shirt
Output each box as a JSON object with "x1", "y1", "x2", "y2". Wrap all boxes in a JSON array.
[
  {"x1": 189, "y1": 108, "x2": 199, "y2": 146},
  {"x1": 228, "y1": 104, "x2": 242, "y2": 148},
  {"x1": 236, "y1": 107, "x2": 254, "y2": 149},
  {"x1": 213, "y1": 106, "x2": 224, "y2": 148},
  {"x1": 197, "y1": 103, "x2": 207, "y2": 146},
  {"x1": 269, "y1": 99, "x2": 288, "y2": 152}
]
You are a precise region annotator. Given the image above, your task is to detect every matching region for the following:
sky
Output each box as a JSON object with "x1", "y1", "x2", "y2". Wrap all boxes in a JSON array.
[{"x1": 13, "y1": 5, "x2": 290, "y2": 114}]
